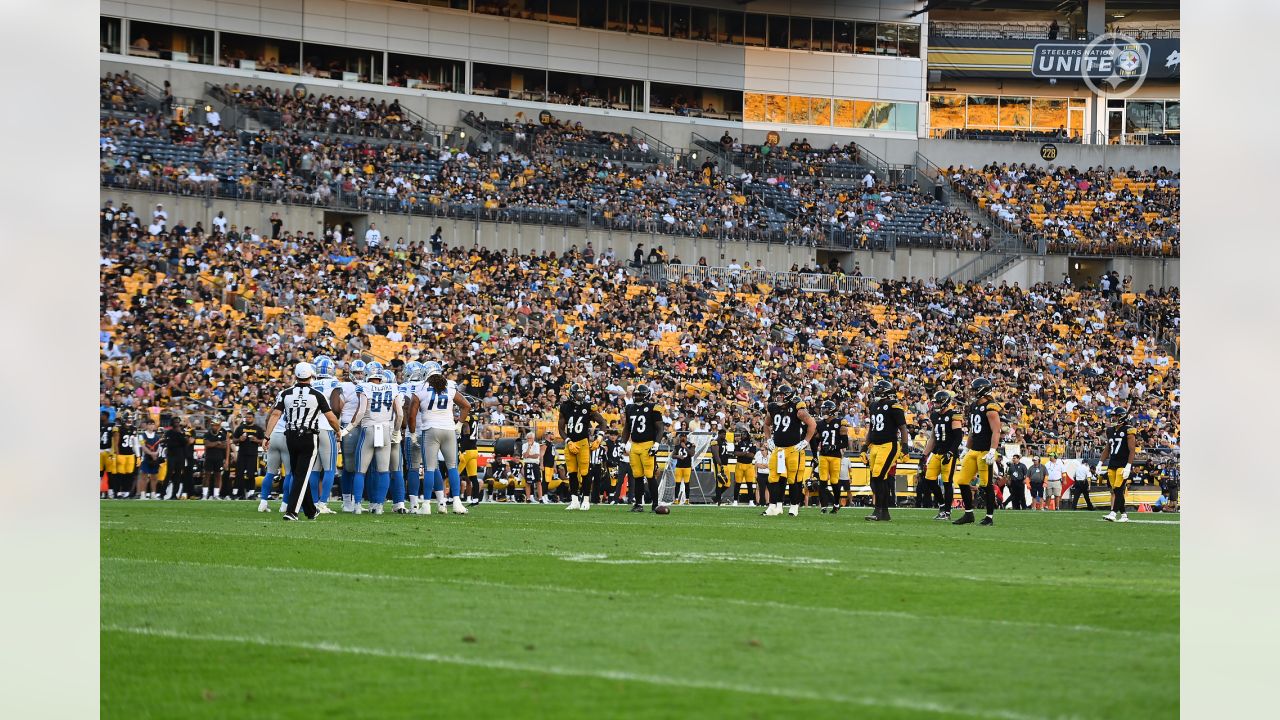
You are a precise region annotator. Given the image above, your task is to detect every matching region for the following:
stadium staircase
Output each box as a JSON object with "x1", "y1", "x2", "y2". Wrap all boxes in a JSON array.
[{"x1": 914, "y1": 152, "x2": 1026, "y2": 284}]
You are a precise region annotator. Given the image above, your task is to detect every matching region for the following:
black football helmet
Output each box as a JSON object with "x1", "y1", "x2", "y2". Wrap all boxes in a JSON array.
[
  {"x1": 1109, "y1": 406, "x2": 1129, "y2": 422},
  {"x1": 970, "y1": 377, "x2": 993, "y2": 397},
  {"x1": 568, "y1": 382, "x2": 587, "y2": 403},
  {"x1": 820, "y1": 399, "x2": 837, "y2": 414},
  {"x1": 633, "y1": 384, "x2": 653, "y2": 402},
  {"x1": 773, "y1": 383, "x2": 796, "y2": 404},
  {"x1": 932, "y1": 389, "x2": 954, "y2": 407},
  {"x1": 871, "y1": 378, "x2": 894, "y2": 401}
]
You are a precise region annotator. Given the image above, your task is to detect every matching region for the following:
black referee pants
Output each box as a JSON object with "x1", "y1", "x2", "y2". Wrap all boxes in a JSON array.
[{"x1": 284, "y1": 431, "x2": 318, "y2": 519}]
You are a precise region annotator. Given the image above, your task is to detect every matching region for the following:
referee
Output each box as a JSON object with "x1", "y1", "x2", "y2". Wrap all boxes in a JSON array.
[{"x1": 263, "y1": 362, "x2": 344, "y2": 521}]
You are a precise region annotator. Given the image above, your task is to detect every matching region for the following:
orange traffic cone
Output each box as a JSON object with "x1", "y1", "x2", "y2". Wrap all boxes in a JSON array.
[
  {"x1": 1139, "y1": 503, "x2": 1152, "y2": 513},
  {"x1": 100, "y1": 470, "x2": 110, "y2": 494}
]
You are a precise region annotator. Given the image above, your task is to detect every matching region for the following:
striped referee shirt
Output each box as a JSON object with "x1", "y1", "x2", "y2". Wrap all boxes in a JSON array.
[{"x1": 274, "y1": 384, "x2": 333, "y2": 434}]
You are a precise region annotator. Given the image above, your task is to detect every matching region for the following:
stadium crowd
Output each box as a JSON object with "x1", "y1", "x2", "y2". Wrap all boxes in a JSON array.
[
  {"x1": 100, "y1": 201, "x2": 1181, "y2": 468},
  {"x1": 99, "y1": 80, "x2": 1009, "y2": 250},
  {"x1": 948, "y1": 163, "x2": 1181, "y2": 256}
]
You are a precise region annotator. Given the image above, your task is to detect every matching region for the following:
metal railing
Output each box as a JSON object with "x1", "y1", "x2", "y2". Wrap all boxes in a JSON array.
[
  {"x1": 649, "y1": 263, "x2": 878, "y2": 293},
  {"x1": 629, "y1": 126, "x2": 677, "y2": 165}
]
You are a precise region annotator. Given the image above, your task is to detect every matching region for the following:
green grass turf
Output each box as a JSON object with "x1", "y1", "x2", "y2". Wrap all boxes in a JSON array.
[{"x1": 101, "y1": 502, "x2": 1178, "y2": 719}]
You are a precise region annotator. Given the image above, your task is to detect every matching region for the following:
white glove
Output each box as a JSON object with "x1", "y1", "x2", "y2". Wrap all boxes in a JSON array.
[
  {"x1": 725, "y1": 442, "x2": 735, "y2": 452},
  {"x1": 765, "y1": 439, "x2": 776, "y2": 452},
  {"x1": 624, "y1": 441, "x2": 632, "y2": 453},
  {"x1": 792, "y1": 441, "x2": 808, "y2": 453},
  {"x1": 338, "y1": 426, "x2": 350, "y2": 440},
  {"x1": 391, "y1": 430, "x2": 402, "y2": 444},
  {"x1": 983, "y1": 449, "x2": 997, "y2": 464},
  {"x1": 1122, "y1": 464, "x2": 1132, "y2": 479}
]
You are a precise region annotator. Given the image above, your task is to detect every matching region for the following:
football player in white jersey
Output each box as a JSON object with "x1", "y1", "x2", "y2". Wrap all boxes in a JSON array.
[
  {"x1": 399, "y1": 362, "x2": 427, "y2": 513},
  {"x1": 383, "y1": 368, "x2": 409, "y2": 513},
  {"x1": 257, "y1": 395, "x2": 292, "y2": 513},
  {"x1": 335, "y1": 359, "x2": 367, "y2": 512},
  {"x1": 308, "y1": 356, "x2": 341, "y2": 513},
  {"x1": 347, "y1": 361, "x2": 401, "y2": 514},
  {"x1": 407, "y1": 361, "x2": 472, "y2": 515}
]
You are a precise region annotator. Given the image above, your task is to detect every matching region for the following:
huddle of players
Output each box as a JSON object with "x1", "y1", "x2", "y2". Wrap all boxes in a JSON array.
[{"x1": 257, "y1": 355, "x2": 479, "y2": 516}]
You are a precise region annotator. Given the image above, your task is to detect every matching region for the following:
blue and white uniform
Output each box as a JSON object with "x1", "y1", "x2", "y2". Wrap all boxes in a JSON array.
[
  {"x1": 310, "y1": 357, "x2": 341, "y2": 507},
  {"x1": 337, "y1": 359, "x2": 366, "y2": 511}
]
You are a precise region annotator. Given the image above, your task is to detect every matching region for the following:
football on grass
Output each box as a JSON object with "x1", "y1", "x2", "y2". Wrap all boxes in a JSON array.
[{"x1": 654, "y1": 505, "x2": 670, "y2": 515}]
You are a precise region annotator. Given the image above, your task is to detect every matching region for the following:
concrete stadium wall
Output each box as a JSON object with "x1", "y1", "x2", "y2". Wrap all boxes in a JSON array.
[
  {"x1": 100, "y1": 188, "x2": 1179, "y2": 286},
  {"x1": 917, "y1": 138, "x2": 1179, "y2": 172}
]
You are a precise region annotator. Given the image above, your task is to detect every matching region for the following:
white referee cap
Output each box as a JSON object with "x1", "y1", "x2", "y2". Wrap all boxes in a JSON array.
[{"x1": 294, "y1": 362, "x2": 316, "y2": 379}]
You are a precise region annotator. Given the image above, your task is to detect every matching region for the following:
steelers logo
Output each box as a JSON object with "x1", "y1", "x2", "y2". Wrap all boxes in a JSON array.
[{"x1": 1115, "y1": 49, "x2": 1142, "y2": 74}]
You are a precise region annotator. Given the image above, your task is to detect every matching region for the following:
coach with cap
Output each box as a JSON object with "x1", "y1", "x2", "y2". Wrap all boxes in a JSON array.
[{"x1": 264, "y1": 362, "x2": 344, "y2": 521}]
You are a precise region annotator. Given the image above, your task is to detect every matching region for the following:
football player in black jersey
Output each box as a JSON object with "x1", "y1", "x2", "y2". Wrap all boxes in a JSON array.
[
  {"x1": 814, "y1": 400, "x2": 850, "y2": 514},
  {"x1": 709, "y1": 425, "x2": 731, "y2": 506},
  {"x1": 672, "y1": 433, "x2": 694, "y2": 505},
  {"x1": 458, "y1": 396, "x2": 483, "y2": 506},
  {"x1": 954, "y1": 377, "x2": 1002, "y2": 526},
  {"x1": 622, "y1": 385, "x2": 665, "y2": 512},
  {"x1": 921, "y1": 390, "x2": 964, "y2": 520},
  {"x1": 558, "y1": 382, "x2": 609, "y2": 511},
  {"x1": 864, "y1": 379, "x2": 911, "y2": 522},
  {"x1": 732, "y1": 424, "x2": 757, "y2": 505},
  {"x1": 100, "y1": 410, "x2": 115, "y2": 498},
  {"x1": 1101, "y1": 406, "x2": 1137, "y2": 522},
  {"x1": 763, "y1": 384, "x2": 817, "y2": 517}
]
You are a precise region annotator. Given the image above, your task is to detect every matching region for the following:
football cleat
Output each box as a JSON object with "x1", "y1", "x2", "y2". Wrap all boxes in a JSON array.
[
  {"x1": 421, "y1": 501, "x2": 432, "y2": 515},
  {"x1": 282, "y1": 513, "x2": 298, "y2": 521},
  {"x1": 1117, "y1": 513, "x2": 1130, "y2": 523},
  {"x1": 566, "y1": 498, "x2": 580, "y2": 511},
  {"x1": 580, "y1": 499, "x2": 590, "y2": 511},
  {"x1": 316, "y1": 503, "x2": 335, "y2": 515},
  {"x1": 1103, "y1": 511, "x2": 1117, "y2": 522},
  {"x1": 979, "y1": 516, "x2": 994, "y2": 526},
  {"x1": 952, "y1": 512, "x2": 975, "y2": 525},
  {"x1": 630, "y1": 504, "x2": 646, "y2": 513},
  {"x1": 394, "y1": 507, "x2": 409, "y2": 514},
  {"x1": 788, "y1": 505, "x2": 799, "y2": 517},
  {"x1": 257, "y1": 500, "x2": 270, "y2": 512},
  {"x1": 934, "y1": 510, "x2": 951, "y2": 521},
  {"x1": 438, "y1": 500, "x2": 449, "y2": 515},
  {"x1": 452, "y1": 498, "x2": 469, "y2": 514}
]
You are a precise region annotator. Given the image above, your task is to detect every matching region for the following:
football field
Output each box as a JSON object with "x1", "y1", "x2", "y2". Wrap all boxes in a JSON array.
[{"x1": 101, "y1": 502, "x2": 1179, "y2": 719}]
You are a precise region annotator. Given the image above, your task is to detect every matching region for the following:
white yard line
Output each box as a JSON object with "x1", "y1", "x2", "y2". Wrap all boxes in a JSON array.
[
  {"x1": 100, "y1": 623, "x2": 1058, "y2": 720},
  {"x1": 102, "y1": 556, "x2": 1176, "y2": 639},
  {"x1": 102, "y1": 524, "x2": 1177, "y2": 591}
]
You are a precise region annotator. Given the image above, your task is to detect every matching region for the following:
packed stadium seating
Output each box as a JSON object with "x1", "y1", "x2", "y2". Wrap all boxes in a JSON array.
[
  {"x1": 100, "y1": 202, "x2": 1180, "y2": 460},
  {"x1": 946, "y1": 163, "x2": 1180, "y2": 256},
  {"x1": 99, "y1": 86, "x2": 1009, "y2": 250}
]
